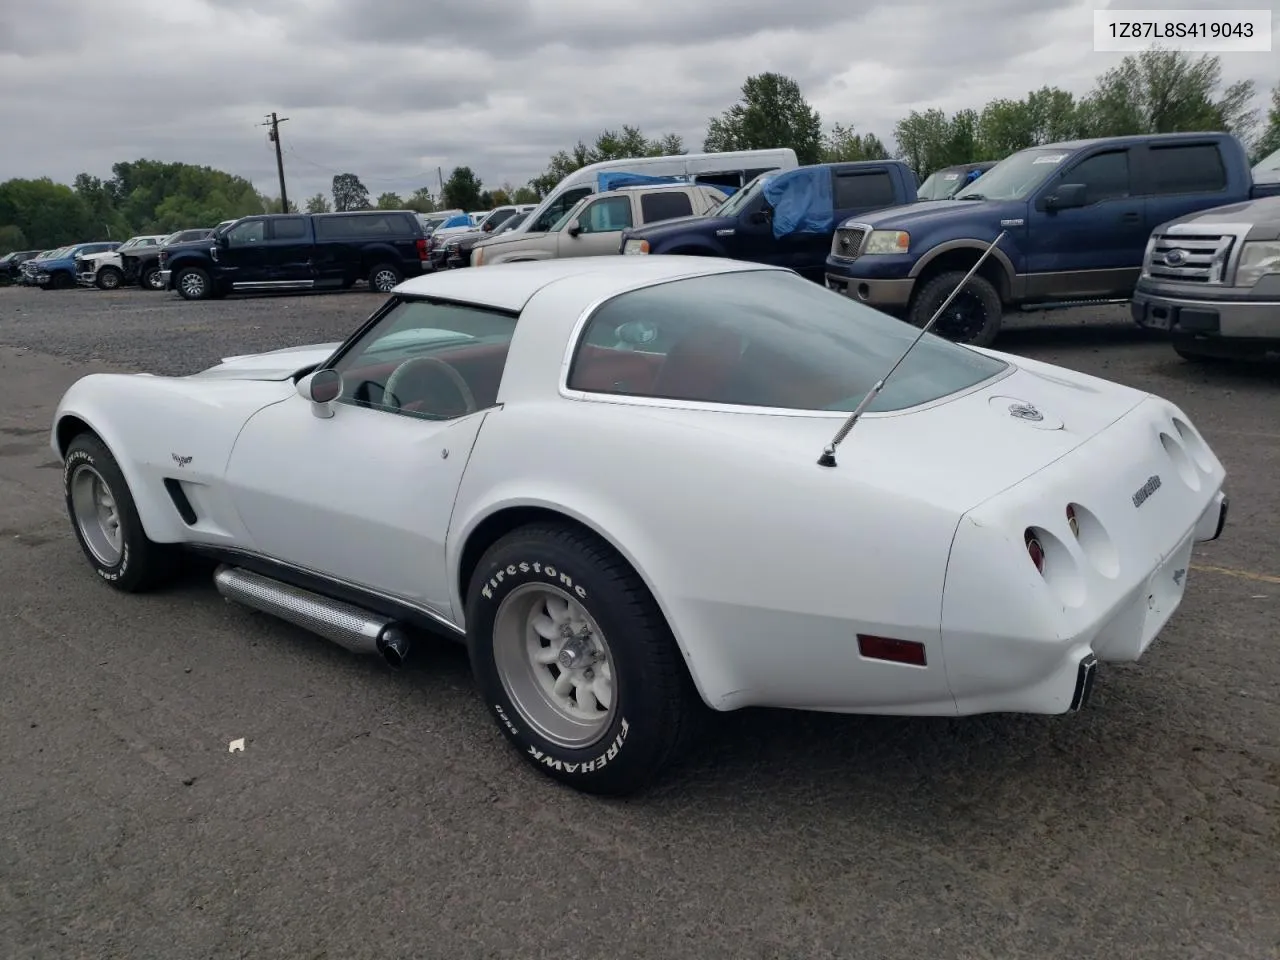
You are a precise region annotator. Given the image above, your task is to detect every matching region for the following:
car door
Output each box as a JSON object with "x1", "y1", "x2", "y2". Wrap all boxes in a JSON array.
[
  {"x1": 266, "y1": 215, "x2": 314, "y2": 283},
  {"x1": 222, "y1": 296, "x2": 516, "y2": 619},
  {"x1": 218, "y1": 218, "x2": 273, "y2": 286},
  {"x1": 1023, "y1": 147, "x2": 1146, "y2": 300},
  {"x1": 1133, "y1": 141, "x2": 1232, "y2": 233},
  {"x1": 556, "y1": 195, "x2": 633, "y2": 258}
]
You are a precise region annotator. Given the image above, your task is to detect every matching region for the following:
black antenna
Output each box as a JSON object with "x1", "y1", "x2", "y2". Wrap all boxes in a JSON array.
[{"x1": 817, "y1": 229, "x2": 1008, "y2": 468}]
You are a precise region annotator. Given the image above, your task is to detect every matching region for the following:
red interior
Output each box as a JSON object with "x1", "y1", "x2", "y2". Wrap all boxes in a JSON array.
[{"x1": 341, "y1": 334, "x2": 850, "y2": 412}]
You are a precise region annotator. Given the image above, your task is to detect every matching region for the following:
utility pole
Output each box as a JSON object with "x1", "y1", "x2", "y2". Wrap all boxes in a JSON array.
[{"x1": 261, "y1": 112, "x2": 290, "y2": 212}]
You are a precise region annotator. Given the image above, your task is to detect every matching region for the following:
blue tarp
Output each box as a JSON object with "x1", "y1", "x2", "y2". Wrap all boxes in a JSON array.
[
  {"x1": 762, "y1": 167, "x2": 834, "y2": 239},
  {"x1": 595, "y1": 171, "x2": 736, "y2": 196}
]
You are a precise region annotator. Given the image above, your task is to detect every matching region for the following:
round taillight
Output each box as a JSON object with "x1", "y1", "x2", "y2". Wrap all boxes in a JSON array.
[
  {"x1": 1025, "y1": 531, "x2": 1046, "y2": 574},
  {"x1": 1066, "y1": 504, "x2": 1079, "y2": 537}
]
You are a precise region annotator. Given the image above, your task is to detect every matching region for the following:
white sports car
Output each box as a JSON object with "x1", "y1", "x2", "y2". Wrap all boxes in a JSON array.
[{"x1": 51, "y1": 256, "x2": 1229, "y2": 796}]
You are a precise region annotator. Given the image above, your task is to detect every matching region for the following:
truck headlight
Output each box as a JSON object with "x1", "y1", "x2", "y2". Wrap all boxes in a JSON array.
[
  {"x1": 623, "y1": 239, "x2": 649, "y2": 255},
  {"x1": 862, "y1": 230, "x2": 910, "y2": 255},
  {"x1": 1234, "y1": 241, "x2": 1280, "y2": 287}
]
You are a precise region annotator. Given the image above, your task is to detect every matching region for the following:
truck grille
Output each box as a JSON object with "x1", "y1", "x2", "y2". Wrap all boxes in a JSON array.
[
  {"x1": 75, "y1": 258, "x2": 91, "y2": 274},
  {"x1": 1144, "y1": 232, "x2": 1234, "y2": 284},
  {"x1": 831, "y1": 227, "x2": 866, "y2": 261}
]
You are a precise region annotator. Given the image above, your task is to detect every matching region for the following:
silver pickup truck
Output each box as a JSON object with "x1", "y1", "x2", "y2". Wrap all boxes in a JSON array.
[{"x1": 1132, "y1": 147, "x2": 1280, "y2": 361}]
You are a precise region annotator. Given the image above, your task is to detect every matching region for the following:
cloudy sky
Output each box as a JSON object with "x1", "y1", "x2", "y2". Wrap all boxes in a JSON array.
[{"x1": 1, "y1": 0, "x2": 1275, "y2": 203}]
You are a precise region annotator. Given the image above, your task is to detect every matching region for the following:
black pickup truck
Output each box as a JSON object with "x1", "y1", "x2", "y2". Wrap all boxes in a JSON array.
[
  {"x1": 618, "y1": 161, "x2": 919, "y2": 282},
  {"x1": 159, "y1": 210, "x2": 429, "y2": 301}
]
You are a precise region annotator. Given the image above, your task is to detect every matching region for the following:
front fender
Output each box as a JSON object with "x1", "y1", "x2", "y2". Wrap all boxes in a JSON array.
[
  {"x1": 909, "y1": 239, "x2": 1019, "y2": 285},
  {"x1": 52, "y1": 374, "x2": 295, "y2": 545}
]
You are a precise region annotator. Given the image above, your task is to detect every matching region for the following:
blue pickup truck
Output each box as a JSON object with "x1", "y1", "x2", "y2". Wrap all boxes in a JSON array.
[
  {"x1": 26, "y1": 240, "x2": 119, "y2": 290},
  {"x1": 824, "y1": 132, "x2": 1279, "y2": 344},
  {"x1": 619, "y1": 161, "x2": 919, "y2": 282}
]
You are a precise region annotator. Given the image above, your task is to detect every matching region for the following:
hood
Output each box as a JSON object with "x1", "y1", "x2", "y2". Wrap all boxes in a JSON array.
[
  {"x1": 625, "y1": 213, "x2": 722, "y2": 240},
  {"x1": 164, "y1": 237, "x2": 216, "y2": 253},
  {"x1": 187, "y1": 342, "x2": 342, "y2": 381},
  {"x1": 839, "y1": 198, "x2": 1022, "y2": 231},
  {"x1": 1155, "y1": 195, "x2": 1280, "y2": 239},
  {"x1": 440, "y1": 228, "x2": 486, "y2": 245},
  {"x1": 80, "y1": 250, "x2": 118, "y2": 262}
]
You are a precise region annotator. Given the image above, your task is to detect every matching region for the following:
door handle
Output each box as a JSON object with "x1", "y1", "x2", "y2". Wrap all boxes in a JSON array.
[{"x1": 1120, "y1": 211, "x2": 1141, "y2": 223}]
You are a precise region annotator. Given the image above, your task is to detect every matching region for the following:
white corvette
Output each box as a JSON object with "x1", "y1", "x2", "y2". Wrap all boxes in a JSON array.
[{"x1": 51, "y1": 256, "x2": 1228, "y2": 795}]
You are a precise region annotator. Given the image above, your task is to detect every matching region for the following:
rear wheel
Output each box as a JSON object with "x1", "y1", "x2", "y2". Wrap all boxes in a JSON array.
[
  {"x1": 908, "y1": 270, "x2": 1003, "y2": 346},
  {"x1": 175, "y1": 266, "x2": 211, "y2": 300},
  {"x1": 367, "y1": 263, "x2": 402, "y2": 293},
  {"x1": 63, "y1": 433, "x2": 179, "y2": 592},
  {"x1": 96, "y1": 266, "x2": 123, "y2": 290},
  {"x1": 465, "y1": 521, "x2": 697, "y2": 796}
]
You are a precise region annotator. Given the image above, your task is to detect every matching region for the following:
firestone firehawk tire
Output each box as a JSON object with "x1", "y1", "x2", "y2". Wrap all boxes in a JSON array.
[
  {"x1": 62, "y1": 433, "x2": 178, "y2": 593},
  {"x1": 465, "y1": 521, "x2": 697, "y2": 796}
]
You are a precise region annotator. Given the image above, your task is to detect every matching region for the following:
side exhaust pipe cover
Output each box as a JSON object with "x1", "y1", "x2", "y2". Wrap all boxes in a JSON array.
[{"x1": 213, "y1": 564, "x2": 411, "y2": 667}]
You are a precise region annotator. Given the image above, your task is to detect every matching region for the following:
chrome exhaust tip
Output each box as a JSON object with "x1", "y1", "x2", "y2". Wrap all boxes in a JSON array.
[
  {"x1": 1069, "y1": 653, "x2": 1098, "y2": 712},
  {"x1": 376, "y1": 625, "x2": 411, "y2": 668}
]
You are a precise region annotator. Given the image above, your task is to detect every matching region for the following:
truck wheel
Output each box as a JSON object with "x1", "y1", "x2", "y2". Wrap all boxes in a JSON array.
[
  {"x1": 175, "y1": 267, "x2": 212, "y2": 301},
  {"x1": 367, "y1": 263, "x2": 402, "y2": 293},
  {"x1": 95, "y1": 266, "x2": 124, "y2": 290},
  {"x1": 908, "y1": 270, "x2": 1002, "y2": 346},
  {"x1": 465, "y1": 521, "x2": 697, "y2": 797},
  {"x1": 140, "y1": 265, "x2": 164, "y2": 290},
  {"x1": 63, "y1": 433, "x2": 179, "y2": 593}
]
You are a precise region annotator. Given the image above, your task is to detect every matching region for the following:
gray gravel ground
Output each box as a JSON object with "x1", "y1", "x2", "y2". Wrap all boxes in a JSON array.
[{"x1": 0, "y1": 284, "x2": 1278, "y2": 960}]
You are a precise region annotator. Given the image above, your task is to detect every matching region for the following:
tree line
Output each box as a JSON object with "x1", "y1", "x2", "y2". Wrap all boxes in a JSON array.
[{"x1": 2, "y1": 49, "x2": 1276, "y2": 255}]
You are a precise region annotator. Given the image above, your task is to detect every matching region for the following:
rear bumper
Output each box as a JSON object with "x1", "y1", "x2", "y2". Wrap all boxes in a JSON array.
[{"x1": 939, "y1": 397, "x2": 1226, "y2": 716}]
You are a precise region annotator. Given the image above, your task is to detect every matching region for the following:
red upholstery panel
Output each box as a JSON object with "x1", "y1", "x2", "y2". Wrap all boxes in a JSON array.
[{"x1": 570, "y1": 345, "x2": 663, "y2": 393}]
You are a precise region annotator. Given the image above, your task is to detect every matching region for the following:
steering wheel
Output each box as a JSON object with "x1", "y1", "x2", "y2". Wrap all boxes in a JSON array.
[{"x1": 382, "y1": 356, "x2": 477, "y2": 416}]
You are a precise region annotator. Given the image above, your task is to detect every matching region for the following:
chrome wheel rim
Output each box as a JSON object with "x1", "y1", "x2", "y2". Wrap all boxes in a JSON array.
[
  {"x1": 69, "y1": 464, "x2": 123, "y2": 566},
  {"x1": 180, "y1": 271, "x2": 206, "y2": 297},
  {"x1": 372, "y1": 269, "x2": 398, "y2": 292},
  {"x1": 100, "y1": 270, "x2": 120, "y2": 289},
  {"x1": 493, "y1": 583, "x2": 616, "y2": 749},
  {"x1": 146, "y1": 271, "x2": 163, "y2": 289}
]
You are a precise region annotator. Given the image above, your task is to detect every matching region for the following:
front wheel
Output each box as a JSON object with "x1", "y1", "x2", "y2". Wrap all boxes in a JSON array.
[
  {"x1": 63, "y1": 433, "x2": 179, "y2": 592},
  {"x1": 908, "y1": 270, "x2": 1003, "y2": 346},
  {"x1": 49, "y1": 271, "x2": 74, "y2": 290},
  {"x1": 96, "y1": 266, "x2": 124, "y2": 290},
  {"x1": 465, "y1": 521, "x2": 697, "y2": 796},
  {"x1": 140, "y1": 265, "x2": 164, "y2": 290},
  {"x1": 174, "y1": 266, "x2": 212, "y2": 300}
]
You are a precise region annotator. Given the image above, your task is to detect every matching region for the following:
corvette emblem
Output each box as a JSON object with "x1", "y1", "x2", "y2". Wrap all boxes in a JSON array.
[
  {"x1": 1172, "y1": 568, "x2": 1186, "y2": 585},
  {"x1": 1132, "y1": 474, "x2": 1162, "y2": 508},
  {"x1": 1008, "y1": 402, "x2": 1043, "y2": 422},
  {"x1": 171, "y1": 453, "x2": 192, "y2": 467}
]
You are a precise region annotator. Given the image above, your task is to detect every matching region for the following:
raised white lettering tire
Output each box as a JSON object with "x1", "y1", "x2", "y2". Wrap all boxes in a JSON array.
[
  {"x1": 465, "y1": 521, "x2": 696, "y2": 796},
  {"x1": 63, "y1": 433, "x2": 179, "y2": 593}
]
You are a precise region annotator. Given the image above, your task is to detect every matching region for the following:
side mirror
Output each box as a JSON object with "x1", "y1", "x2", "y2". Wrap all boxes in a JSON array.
[
  {"x1": 297, "y1": 368, "x2": 343, "y2": 418},
  {"x1": 566, "y1": 221, "x2": 582, "y2": 237},
  {"x1": 1045, "y1": 183, "x2": 1087, "y2": 211}
]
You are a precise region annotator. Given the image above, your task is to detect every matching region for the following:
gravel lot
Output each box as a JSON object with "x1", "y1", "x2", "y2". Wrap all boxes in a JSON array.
[{"x1": 0, "y1": 283, "x2": 1278, "y2": 960}]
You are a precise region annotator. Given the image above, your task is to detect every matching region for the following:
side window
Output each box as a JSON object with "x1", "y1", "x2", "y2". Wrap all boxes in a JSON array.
[
  {"x1": 833, "y1": 171, "x2": 897, "y2": 209},
  {"x1": 1145, "y1": 144, "x2": 1227, "y2": 195},
  {"x1": 577, "y1": 196, "x2": 633, "y2": 233},
  {"x1": 226, "y1": 220, "x2": 266, "y2": 246},
  {"x1": 1062, "y1": 150, "x2": 1130, "y2": 203},
  {"x1": 530, "y1": 187, "x2": 592, "y2": 231},
  {"x1": 695, "y1": 172, "x2": 745, "y2": 189},
  {"x1": 640, "y1": 191, "x2": 694, "y2": 222},
  {"x1": 330, "y1": 298, "x2": 519, "y2": 420},
  {"x1": 272, "y1": 217, "x2": 308, "y2": 240}
]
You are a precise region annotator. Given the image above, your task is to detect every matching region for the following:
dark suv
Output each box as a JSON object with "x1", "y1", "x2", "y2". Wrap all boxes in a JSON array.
[
  {"x1": 158, "y1": 210, "x2": 429, "y2": 301},
  {"x1": 0, "y1": 250, "x2": 42, "y2": 285}
]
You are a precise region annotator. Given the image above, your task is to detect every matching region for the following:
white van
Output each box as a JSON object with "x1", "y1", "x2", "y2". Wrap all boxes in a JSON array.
[{"x1": 497, "y1": 148, "x2": 799, "y2": 240}]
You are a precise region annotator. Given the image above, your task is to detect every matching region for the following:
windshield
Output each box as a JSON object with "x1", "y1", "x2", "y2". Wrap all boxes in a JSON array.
[
  {"x1": 955, "y1": 148, "x2": 1072, "y2": 201},
  {"x1": 918, "y1": 168, "x2": 970, "y2": 200},
  {"x1": 41, "y1": 247, "x2": 69, "y2": 259},
  {"x1": 1254, "y1": 147, "x2": 1280, "y2": 180},
  {"x1": 498, "y1": 213, "x2": 528, "y2": 233},
  {"x1": 118, "y1": 237, "x2": 146, "y2": 251},
  {"x1": 712, "y1": 172, "x2": 774, "y2": 217},
  {"x1": 568, "y1": 270, "x2": 1009, "y2": 413}
]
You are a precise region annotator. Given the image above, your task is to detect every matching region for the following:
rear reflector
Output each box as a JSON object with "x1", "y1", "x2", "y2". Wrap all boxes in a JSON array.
[{"x1": 857, "y1": 634, "x2": 927, "y2": 666}]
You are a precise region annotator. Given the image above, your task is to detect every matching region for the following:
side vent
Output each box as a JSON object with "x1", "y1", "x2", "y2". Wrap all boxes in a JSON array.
[{"x1": 163, "y1": 478, "x2": 198, "y2": 525}]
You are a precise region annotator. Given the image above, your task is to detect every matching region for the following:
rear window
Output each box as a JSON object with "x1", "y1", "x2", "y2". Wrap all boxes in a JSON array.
[
  {"x1": 640, "y1": 191, "x2": 694, "y2": 222},
  {"x1": 315, "y1": 213, "x2": 416, "y2": 239},
  {"x1": 567, "y1": 270, "x2": 1008, "y2": 413},
  {"x1": 834, "y1": 170, "x2": 897, "y2": 209},
  {"x1": 1146, "y1": 144, "x2": 1226, "y2": 194}
]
